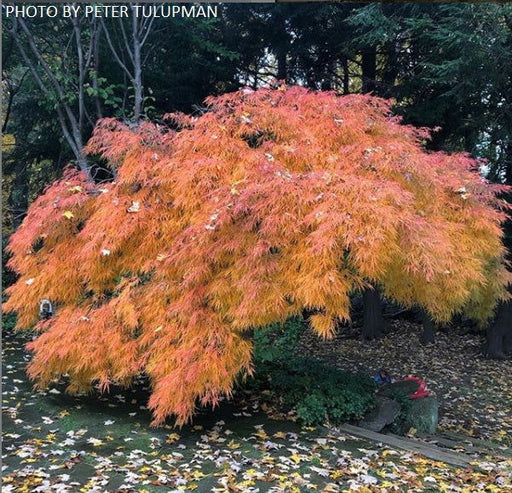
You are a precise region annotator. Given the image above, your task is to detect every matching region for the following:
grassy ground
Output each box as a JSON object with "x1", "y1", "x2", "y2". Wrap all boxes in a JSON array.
[{"x1": 2, "y1": 327, "x2": 511, "y2": 492}]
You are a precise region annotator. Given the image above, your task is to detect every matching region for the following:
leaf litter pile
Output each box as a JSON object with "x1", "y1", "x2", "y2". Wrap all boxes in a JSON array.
[{"x1": 3, "y1": 326, "x2": 512, "y2": 492}]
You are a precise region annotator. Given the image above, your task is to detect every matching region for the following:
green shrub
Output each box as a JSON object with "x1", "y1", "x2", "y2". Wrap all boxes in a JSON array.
[
  {"x1": 251, "y1": 317, "x2": 376, "y2": 425},
  {"x1": 251, "y1": 318, "x2": 376, "y2": 426},
  {"x1": 253, "y1": 316, "x2": 306, "y2": 363},
  {"x1": 258, "y1": 356, "x2": 376, "y2": 425}
]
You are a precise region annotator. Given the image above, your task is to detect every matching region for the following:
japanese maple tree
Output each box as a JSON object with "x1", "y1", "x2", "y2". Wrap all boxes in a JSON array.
[{"x1": 4, "y1": 86, "x2": 511, "y2": 424}]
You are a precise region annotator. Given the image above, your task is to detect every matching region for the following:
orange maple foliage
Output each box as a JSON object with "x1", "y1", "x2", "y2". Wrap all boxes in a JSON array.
[{"x1": 4, "y1": 86, "x2": 511, "y2": 425}]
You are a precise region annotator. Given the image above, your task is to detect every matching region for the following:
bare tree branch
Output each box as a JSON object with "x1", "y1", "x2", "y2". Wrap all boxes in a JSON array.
[
  {"x1": 101, "y1": 18, "x2": 133, "y2": 80},
  {"x1": 10, "y1": 17, "x2": 91, "y2": 179}
]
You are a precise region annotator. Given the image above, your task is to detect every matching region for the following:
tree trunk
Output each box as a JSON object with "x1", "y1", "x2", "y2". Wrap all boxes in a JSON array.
[
  {"x1": 381, "y1": 42, "x2": 399, "y2": 97},
  {"x1": 102, "y1": 11, "x2": 154, "y2": 123},
  {"x1": 485, "y1": 149, "x2": 512, "y2": 357},
  {"x1": 341, "y1": 56, "x2": 350, "y2": 95},
  {"x1": 485, "y1": 300, "x2": 512, "y2": 359},
  {"x1": 419, "y1": 309, "x2": 435, "y2": 344},
  {"x1": 132, "y1": 14, "x2": 143, "y2": 121},
  {"x1": 1, "y1": 69, "x2": 28, "y2": 133},
  {"x1": 274, "y1": 12, "x2": 288, "y2": 83},
  {"x1": 91, "y1": 20, "x2": 103, "y2": 120},
  {"x1": 504, "y1": 141, "x2": 512, "y2": 186},
  {"x1": 72, "y1": 16, "x2": 85, "y2": 135},
  {"x1": 362, "y1": 287, "x2": 383, "y2": 340},
  {"x1": 361, "y1": 46, "x2": 377, "y2": 93},
  {"x1": 276, "y1": 48, "x2": 288, "y2": 82}
]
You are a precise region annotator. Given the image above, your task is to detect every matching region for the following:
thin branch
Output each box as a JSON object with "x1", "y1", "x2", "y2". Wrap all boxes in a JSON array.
[
  {"x1": 119, "y1": 16, "x2": 135, "y2": 65},
  {"x1": 11, "y1": 18, "x2": 90, "y2": 177},
  {"x1": 100, "y1": 18, "x2": 133, "y2": 80},
  {"x1": 72, "y1": 15, "x2": 85, "y2": 133},
  {"x1": 140, "y1": 16, "x2": 156, "y2": 48},
  {"x1": 142, "y1": 43, "x2": 158, "y2": 66}
]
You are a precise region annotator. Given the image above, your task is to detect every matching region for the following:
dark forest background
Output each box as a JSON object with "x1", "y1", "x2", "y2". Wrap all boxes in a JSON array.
[{"x1": 3, "y1": 3, "x2": 512, "y2": 355}]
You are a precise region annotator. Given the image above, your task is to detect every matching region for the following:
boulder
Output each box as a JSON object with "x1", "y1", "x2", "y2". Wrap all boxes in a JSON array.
[
  {"x1": 378, "y1": 382, "x2": 439, "y2": 435},
  {"x1": 400, "y1": 396, "x2": 439, "y2": 435},
  {"x1": 360, "y1": 380, "x2": 438, "y2": 435},
  {"x1": 359, "y1": 396, "x2": 401, "y2": 432}
]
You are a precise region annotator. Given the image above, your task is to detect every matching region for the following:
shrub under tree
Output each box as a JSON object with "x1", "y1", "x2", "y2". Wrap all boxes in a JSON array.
[{"x1": 4, "y1": 86, "x2": 511, "y2": 424}]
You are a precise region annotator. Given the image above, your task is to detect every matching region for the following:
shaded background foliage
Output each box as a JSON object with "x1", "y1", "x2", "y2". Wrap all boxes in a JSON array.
[
  {"x1": 3, "y1": 3, "x2": 512, "y2": 355},
  {"x1": 4, "y1": 3, "x2": 512, "y2": 219}
]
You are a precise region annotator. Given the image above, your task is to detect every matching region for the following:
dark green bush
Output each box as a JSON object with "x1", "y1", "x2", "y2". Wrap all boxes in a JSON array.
[
  {"x1": 251, "y1": 318, "x2": 376, "y2": 426},
  {"x1": 253, "y1": 316, "x2": 306, "y2": 363},
  {"x1": 258, "y1": 356, "x2": 376, "y2": 425}
]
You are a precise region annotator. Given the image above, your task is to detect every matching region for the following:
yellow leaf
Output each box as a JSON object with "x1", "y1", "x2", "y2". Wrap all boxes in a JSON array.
[
  {"x1": 87, "y1": 438, "x2": 104, "y2": 446},
  {"x1": 254, "y1": 429, "x2": 268, "y2": 440},
  {"x1": 289, "y1": 453, "x2": 301, "y2": 464},
  {"x1": 2, "y1": 133, "x2": 16, "y2": 151},
  {"x1": 236, "y1": 480, "x2": 255, "y2": 488},
  {"x1": 166, "y1": 432, "x2": 180, "y2": 444},
  {"x1": 62, "y1": 210, "x2": 74, "y2": 219}
]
